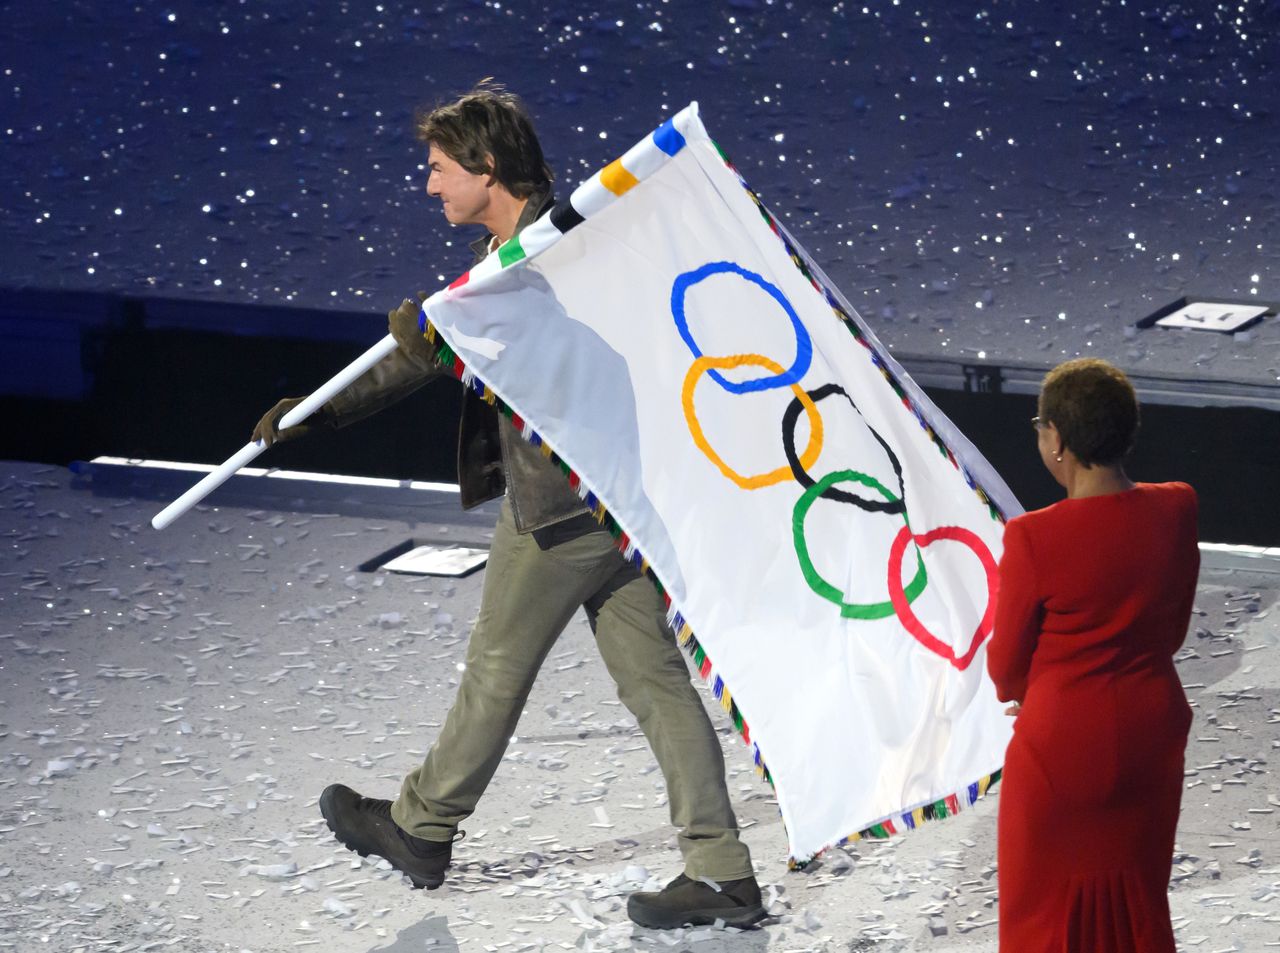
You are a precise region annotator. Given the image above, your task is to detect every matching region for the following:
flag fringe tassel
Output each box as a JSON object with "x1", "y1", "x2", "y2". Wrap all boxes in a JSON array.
[{"x1": 790, "y1": 767, "x2": 1003, "y2": 870}]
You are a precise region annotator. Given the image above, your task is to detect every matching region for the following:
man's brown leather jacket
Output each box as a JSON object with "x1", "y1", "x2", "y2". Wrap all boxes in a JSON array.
[{"x1": 323, "y1": 189, "x2": 588, "y2": 533}]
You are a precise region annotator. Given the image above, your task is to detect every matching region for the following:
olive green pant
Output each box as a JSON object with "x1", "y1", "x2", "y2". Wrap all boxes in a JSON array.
[{"x1": 390, "y1": 500, "x2": 754, "y2": 880}]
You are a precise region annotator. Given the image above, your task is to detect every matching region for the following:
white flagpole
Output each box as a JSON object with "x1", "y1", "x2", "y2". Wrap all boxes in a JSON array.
[{"x1": 150, "y1": 334, "x2": 400, "y2": 530}]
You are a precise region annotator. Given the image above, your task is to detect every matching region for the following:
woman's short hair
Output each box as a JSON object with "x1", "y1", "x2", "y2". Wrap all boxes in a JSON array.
[
  {"x1": 1039, "y1": 358, "x2": 1139, "y2": 467},
  {"x1": 415, "y1": 78, "x2": 553, "y2": 199}
]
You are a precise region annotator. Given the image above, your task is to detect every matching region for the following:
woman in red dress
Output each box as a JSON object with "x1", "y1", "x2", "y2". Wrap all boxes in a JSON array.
[{"x1": 988, "y1": 358, "x2": 1199, "y2": 952}]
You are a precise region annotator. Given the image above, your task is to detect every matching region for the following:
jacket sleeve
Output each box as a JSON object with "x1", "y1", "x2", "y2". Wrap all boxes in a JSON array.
[
  {"x1": 987, "y1": 518, "x2": 1042, "y2": 703},
  {"x1": 323, "y1": 344, "x2": 444, "y2": 428}
]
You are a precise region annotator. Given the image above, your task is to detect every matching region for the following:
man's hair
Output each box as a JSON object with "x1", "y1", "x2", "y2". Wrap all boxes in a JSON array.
[
  {"x1": 415, "y1": 79, "x2": 553, "y2": 199},
  {"x1": 1039, "y1": 357, "x2": 1139, "y2": 467}
]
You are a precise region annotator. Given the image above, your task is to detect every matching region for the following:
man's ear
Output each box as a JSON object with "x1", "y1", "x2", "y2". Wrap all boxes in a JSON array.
[{"x1": 483, "y1": 154, "x2": 497, "y2": 187}]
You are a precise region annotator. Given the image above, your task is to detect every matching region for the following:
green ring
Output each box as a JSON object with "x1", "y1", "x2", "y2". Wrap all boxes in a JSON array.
[{"x1": 792, "y1": 469, "x2": 928, "y2": 620}]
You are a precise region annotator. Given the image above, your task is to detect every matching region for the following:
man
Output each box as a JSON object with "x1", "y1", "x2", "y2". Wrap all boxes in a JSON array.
[{"x1": 252, "y1": 81, "x2": 765, "y2": 930}]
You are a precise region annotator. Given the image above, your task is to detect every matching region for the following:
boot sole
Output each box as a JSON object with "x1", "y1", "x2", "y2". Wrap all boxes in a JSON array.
[
  {"x1": 626, "y1": 898, "x2": 767, "y2": 931},
  {"x1": 318, "y1": 788, "x2": 446, "y2": 891}
]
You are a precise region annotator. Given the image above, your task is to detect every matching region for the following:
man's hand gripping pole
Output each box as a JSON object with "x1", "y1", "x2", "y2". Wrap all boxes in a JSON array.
[{"x1": 150, "y1": 334, "x2": 399, "y2": 530}]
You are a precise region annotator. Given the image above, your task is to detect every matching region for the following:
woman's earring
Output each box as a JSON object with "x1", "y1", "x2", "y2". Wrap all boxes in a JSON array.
[{"x1": 1055, "y1": 454, "x2": 1063, "y2": 462}]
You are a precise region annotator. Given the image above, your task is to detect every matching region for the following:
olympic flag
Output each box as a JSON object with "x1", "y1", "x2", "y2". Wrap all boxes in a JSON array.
[{"x1": 420, "y1": 104, "x2": 1021, "y2": 864}]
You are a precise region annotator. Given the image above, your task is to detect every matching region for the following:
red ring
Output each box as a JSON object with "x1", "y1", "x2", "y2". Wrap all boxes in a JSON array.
[{"x1": 887, "y1": 525, "x2": 997, "y2": 671}]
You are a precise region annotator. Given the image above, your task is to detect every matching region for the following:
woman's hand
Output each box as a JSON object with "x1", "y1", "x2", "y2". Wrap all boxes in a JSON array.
[{"x1": 1004, "y1": 702, "x2": 1022, "y2": 717}]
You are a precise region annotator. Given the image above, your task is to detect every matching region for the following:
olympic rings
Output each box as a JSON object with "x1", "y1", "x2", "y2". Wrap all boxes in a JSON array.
[
  {"x1": 671, "y1": 261, "x2": 813, "y2": 394},
  {"x1": 887, "y1": 524, "x2": 997, "y2": 671},
  {"x1": 781, "y1": 383, "x2": 905, "y2": 515},
  {"x1": 792, "y1": 469, "x2": 928, "y2": 620},
  {"x1": 684, "y1": 354, "x2": 824, "y2": 490},
  {"x1": 670, "y1": 258, "x2": 993, "y2": 667}
]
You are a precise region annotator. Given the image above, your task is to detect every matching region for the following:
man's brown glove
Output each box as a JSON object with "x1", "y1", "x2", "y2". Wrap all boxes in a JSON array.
[
  {"x1": 388, "y1": 291, "x2": 436, "y2": 372},
  {"x1": 251, "y1": 396, "x2": 330, "y2": 447}
]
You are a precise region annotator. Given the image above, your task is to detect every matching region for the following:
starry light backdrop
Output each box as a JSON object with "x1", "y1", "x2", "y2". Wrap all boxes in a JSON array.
[
  {"x1": 2, "y1": 0, "x2": 1277, "y2": 384},
  {"x1": 2, "y1": 10, "x2": 1280, "y2": 951}
]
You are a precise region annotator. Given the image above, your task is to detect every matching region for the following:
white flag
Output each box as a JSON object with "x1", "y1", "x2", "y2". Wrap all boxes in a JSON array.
[{"x1": 421, "y1": 103, "x2": 1021, "y2": 864}]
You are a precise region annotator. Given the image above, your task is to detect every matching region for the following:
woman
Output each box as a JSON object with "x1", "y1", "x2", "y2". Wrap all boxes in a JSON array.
[{"x1": 988, "y1": 358, "x2": 1199, "y2": 952}]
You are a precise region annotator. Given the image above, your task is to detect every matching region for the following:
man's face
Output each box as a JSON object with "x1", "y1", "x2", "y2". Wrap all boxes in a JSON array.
[{"x1": 426, "y1": 144, "x2": 492, "y2": 226}]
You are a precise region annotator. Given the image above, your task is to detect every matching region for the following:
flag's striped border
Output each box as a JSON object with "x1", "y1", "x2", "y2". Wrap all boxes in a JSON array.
[{"x1": 420, "y1": 104, "x2": 1003, "y2": 865}]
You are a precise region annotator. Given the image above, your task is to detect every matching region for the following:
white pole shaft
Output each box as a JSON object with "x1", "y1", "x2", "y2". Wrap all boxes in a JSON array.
[{"x1": 151, "y1": 334, "x2": 400, "y2": 531}]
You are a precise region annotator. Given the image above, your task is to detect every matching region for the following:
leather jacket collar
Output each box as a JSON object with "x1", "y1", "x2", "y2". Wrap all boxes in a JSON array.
[{"x1": 467, "y1": 187, "x2": 555, "y2": 263}]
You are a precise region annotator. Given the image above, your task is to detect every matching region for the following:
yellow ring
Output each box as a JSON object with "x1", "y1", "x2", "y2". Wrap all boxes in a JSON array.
[{"x1": 683, "y1": 354, "x2": 823, "y2": 490}]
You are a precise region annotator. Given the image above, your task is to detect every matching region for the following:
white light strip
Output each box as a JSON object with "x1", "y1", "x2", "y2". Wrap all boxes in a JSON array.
[
  {"x1": 89, "y1": 456, "x2": 460, "y2": 494},
  {"x1": 83, "y1": 458, "x2": 1280, "y2": 562},
  {"x1": 1199, "y1": 541, "x2": 1280, "y2": 560}
]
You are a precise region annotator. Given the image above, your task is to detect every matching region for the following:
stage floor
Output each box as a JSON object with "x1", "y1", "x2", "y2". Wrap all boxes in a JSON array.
[{"x1": 2, "y1": 460, "x2": 1277, "y2": 952}]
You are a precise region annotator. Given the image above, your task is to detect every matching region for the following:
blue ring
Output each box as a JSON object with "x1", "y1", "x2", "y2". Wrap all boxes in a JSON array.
[{"x1": 670, "y1": 261, "x2": 812, "y2": 394}]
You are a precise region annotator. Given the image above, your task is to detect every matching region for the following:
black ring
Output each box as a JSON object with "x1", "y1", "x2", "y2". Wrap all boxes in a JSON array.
[{"x1": 781, "y1": 383, "x2": 906, "y2": 514}]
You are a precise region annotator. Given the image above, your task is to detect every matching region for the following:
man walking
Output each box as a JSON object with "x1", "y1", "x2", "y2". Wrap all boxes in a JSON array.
[{"x1": 252, "y1": 81, "x2": 765, "y2": 930}]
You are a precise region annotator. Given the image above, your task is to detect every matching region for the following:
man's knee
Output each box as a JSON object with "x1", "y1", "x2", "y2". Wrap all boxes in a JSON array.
[
  {"x1": 614, "y1": 669, "x2": 708, "y2": 728},
  {"x1": 457, "y1": 643, "x2": 546, "y2": 701}
]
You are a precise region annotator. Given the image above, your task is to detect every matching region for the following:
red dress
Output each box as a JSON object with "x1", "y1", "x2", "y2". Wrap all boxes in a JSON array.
[{"x1": 988, "y1": 482, "x2": 1199, "y2": 953}]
